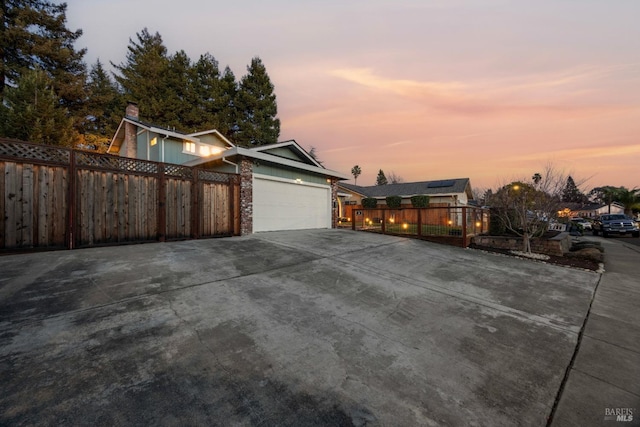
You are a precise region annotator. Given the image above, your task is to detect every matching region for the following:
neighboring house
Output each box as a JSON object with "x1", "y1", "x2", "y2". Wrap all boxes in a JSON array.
[
  {"x1": 558, "y1": 202, "x2": 625, "y2": 219},
  {"x1": 108, "y1": 103, "x2": 349, "y2": 234},
  {"x1": 337, "y1": 178, "x2": 474, "y2": 218}
]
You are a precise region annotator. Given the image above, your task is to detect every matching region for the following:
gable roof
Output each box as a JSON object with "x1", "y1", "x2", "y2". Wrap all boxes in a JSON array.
[
  {"x1": 184, "y1": 141, "x2": 349, "y2": 180},
  {"x1": 107, "y1": 113, "x2": 347, "y2": 180},
  {"x1": 339, "y1": 178, "x2": 472, "y2": 198},
  {"x1": 250, "y1": 140, "x2": 323, "y2": 168},
  {"x1": 107, "y1": 118, "x2": 235, "y2": 154}
]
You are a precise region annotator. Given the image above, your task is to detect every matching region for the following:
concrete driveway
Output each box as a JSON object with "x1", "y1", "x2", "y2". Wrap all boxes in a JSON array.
[{"x1": 0, "y1": 229, "x2": 600, "y2": 426}]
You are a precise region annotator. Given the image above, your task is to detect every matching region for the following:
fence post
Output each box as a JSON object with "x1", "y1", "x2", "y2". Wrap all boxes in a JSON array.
[
  {"x1": 158, "y1": 163, "x2": 166, "y2": 242},
  {"x1": 67, "y1": 150, "x2": 76, "y2": 250},
  {"x1": 381, "y1": 209, "x2": 386, "y2": 233},
  {"x1": 462, "y1": 207, "x2": 467, "y2": 247},
  {"x1": 229, "y1": 177, "x2": 236, "y2": 235},
  {"x1": 417, "y1": 208, "x2": 422, "y2": 237},
  {"x1": 192, "y1": 168, "x2": 200, "y2": 239},
  {"x1": 352, "y1": 208, "x2": 356, "y2": 230}
]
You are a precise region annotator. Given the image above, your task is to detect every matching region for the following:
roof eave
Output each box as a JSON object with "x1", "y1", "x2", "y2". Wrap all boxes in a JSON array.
[{"x1": 184, "y1": 146, "x2": 349, "y2": 180}]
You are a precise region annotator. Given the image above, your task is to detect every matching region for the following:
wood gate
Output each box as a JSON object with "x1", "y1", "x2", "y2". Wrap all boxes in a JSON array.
[{"x1": 0, "y1": 139, "x2": 240, "y2": 252}]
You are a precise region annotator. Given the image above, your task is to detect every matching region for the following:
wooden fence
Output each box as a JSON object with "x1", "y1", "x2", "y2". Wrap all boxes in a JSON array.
[
  {"x1": 351, "y1": 206, "x2": 490, "y2": 247},
  {"x1": 0, "y1": 139, "x2": 240, "y2": 252}
]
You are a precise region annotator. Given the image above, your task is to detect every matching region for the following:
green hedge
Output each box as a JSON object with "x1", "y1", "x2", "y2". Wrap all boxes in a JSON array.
[
  {"x1": 362, "y1": 197, "x2": 378, "y2": 208},
  {"x1": 385, "y1": 195, "x2": 402, "y2": 208},
  {"x1": 410, "y1": 195, "x2": 430, "y2": 208}
]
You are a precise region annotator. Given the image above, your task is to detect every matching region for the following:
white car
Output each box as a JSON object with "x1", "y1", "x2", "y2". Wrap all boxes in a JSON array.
[{"x1": 570, "y1": 217, "x2": 592, "y2": 230}]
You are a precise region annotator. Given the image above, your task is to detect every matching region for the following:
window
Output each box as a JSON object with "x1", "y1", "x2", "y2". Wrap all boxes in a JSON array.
[
  {"x1": 150, "y1": 137, "x2": 157, "y2": 146},
  {"x1": 200, "y1": 145, "x2": 210, "y2": 156},
  {"x1": 184, "y1": 142, "x2": 195, "y2": 153}
]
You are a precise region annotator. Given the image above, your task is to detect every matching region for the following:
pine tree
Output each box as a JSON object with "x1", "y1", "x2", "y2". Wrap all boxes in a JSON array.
[
  {"x1": 218, "y1": 66, "x2": 239, "y2": 140},
  {"x1": 561, "y1": 176, "x2": 588, "y2": 203},
  {"x1": 164, "y1": 50, "x2": 195, "y2": 131},
  {"x1": 376, "y1": 169, "x2": 388, "y2": 185},
  {"x1": 112, "y1": 28, "x2": 174, "y2": 128},
  {"x1": 191, "y1": 53, "x2": 223, "y2": 131},
  {"x1": 0, "y1": 0, "x2": 86, "y2": 111},
  {"x1": 1, "y1": 68, "x2": 75, "y2": 146},
  {"x1": 80, "y1": 60, "x2": 123, "y2": 151},
  {"x1": 234, "y1": 57, "x2": 280, "y2": 147}
]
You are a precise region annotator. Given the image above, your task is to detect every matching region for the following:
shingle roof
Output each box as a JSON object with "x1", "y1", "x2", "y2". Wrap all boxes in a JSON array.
[{"x1": 340, "y1": 178, "x2": 471, "y2": 198}]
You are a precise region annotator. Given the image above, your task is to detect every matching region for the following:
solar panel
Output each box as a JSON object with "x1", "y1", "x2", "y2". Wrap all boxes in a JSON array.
[{"x1": 427, "y1": 180, "x2": 455, "y2": 188}]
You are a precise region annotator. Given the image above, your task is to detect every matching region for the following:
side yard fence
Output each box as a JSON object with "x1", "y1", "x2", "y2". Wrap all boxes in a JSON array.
[
  {"x1": 0, "y1": 139, "x2": 240, "y2": 252},
  {"x1": 351, "y1": 206, "x2": 490, "y2": 247}
]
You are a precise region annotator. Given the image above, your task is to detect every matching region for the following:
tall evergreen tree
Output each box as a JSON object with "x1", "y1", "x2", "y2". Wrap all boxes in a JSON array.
[
  {"x1": 218, "y1": 66, "x2": 239, "y2": 140},
  {"x1": 234, "y1": 57, "x2": 280, "y2": 147},
  {"x1": 1, "y1": 68, "x2": 75, "y2": 146},
  {"x1": 376, "y1": 169, "x2": 388, "y2": 186},
  {"x1": 80, "y1": 59, "x2": 123, "y2": 151},
  {"x1": 0, "y1": 0, "x2": 86, "y2": 110},
  {"x1": 561, "y1": 176, "x2": 588, "y2": 203},
  {"x1": 164, "y1": 49, "x2": 194, "y2": 131},
  {"x1": 191, "y1": 53, "x2": 223, "y2": 131},
  {"x1": 112, "y1": 28, "x2": 174, "y2": 128}
]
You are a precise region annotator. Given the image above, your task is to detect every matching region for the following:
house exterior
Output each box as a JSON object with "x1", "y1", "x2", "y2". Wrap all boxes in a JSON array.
[
  {"x1": 558, "y1": 202, "x2": 625, "y2": 219},
  {"x1": 108, "y1": 103, "x2": 349, "y2": 234},
  {"x1": 337, "y1": 178, "x2": 474, "y2": 219}
]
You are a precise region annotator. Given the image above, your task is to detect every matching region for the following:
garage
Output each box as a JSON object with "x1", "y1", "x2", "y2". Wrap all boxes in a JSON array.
[{"x1": 253, "y1": 174, "x2": 332, "y2": 232}]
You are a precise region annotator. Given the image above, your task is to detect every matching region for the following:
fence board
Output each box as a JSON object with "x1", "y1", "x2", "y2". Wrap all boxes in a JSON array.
[
  {"x1": 176, "y1": 179, "x2": 183, "y2": 238},
  {"x1": 128, "y1": 174, "x2": 138, "y2": 240},
  {"x1": 106, "y1": 172, "x2": 116, "y2": 242},
  {"x1": 98, "y1": 172, "x2": 107, "y2": 242},
  {"x1": 5, "y1": 162, "x2": 17, "y2": 247},
  {"x1": 38, "y1": 166, "x2": 50, "y2": 246},
  {"x1": 184, "y1": 180, "x2": 191, "y2": 237},
  {"x1": 149, "y1": 178, "x2": 158, "y2": 239},
  {"x1": 216, "y1": 184, "x2": 228, "y2": 234},
  {"x1": 118, "y1": 174, "x2": 126, "y2": 242},
  {"x1": 21, "y1": 164, "x2": 34, "y2": 246},
  {"x1": 201, "y1": 183, "x2": 211, "y2": 235},
  {"x1": 0, "y1": 162, "x2": 5, "y2": 248},
  {"x1": 55, "y1": 168, "x2": 67, "y2": 246}
]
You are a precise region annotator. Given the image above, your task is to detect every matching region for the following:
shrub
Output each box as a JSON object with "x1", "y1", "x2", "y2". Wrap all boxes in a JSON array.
[
  {"x1": 410, "y1": 195, "x2": 430, "y2": 208},
  {"x1": 385, "y1": 195, "x2": 402, "y2": 208},
  {"x1": 362, "y1": 197, "x2": 377, "y2": 208},
  {"x1": 489, "y1": 207, "x2": 510, "y2": 235}
]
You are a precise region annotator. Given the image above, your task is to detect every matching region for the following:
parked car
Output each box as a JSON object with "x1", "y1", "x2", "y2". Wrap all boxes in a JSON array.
[
  {"x1": 592, "y1": 214, "x2": 640, "y2": 237},
  {"x1": 570, "y1": 217, "x2": 592, "y2": 230}
]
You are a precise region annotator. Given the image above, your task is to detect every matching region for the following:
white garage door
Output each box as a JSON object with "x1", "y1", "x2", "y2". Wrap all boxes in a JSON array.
[{"x1": 253, "y1": 175, "x2": 331, "y2": 232}]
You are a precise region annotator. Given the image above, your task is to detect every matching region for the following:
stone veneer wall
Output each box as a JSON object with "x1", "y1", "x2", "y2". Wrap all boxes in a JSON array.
[
  {"x1": 239, "y1": 158, "x2": 253, "y2": 236},
  {"x1": 331, "y1": 179, "x2": 339, "y2": 228},
  {"x1": 472, "y1": 232, "x2": 572, "y2": 257}
]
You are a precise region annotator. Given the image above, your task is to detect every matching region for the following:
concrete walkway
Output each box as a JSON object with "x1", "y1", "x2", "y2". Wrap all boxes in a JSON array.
[
  {"x1": 551, "y1": 236, "x2": 640, "y2": 426},
  {"x1": 0, "y1": 229, "x2": 608, "y2": 425}
]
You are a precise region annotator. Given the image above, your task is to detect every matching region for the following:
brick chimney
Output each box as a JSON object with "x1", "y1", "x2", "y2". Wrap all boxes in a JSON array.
[{"x1": 124, "y1": 101, "x2": 139, "y2": 158}]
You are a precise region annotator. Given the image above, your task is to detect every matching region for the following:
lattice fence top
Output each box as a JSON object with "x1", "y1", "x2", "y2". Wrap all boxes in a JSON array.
[
  {"x1": 76, "y1": 151, "x2": 159, "y2": 174},
  {"x1": 1, "y1": 140, "x2": 240, "y2": 182},
  {"x1": 164, "y1": 164, "x2": 193, "y2": 179},
  {"x1": 198, "y1": 169, "x2": 237, "y2": 183},
  {"x1": 0, "y1": 139, "x2": 71, "y2": 164}
]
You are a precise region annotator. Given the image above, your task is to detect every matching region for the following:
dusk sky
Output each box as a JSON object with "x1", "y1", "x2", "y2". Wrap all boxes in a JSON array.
[{"x1": 66, "y1": 0, "x2": 640, "y2": 191}]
